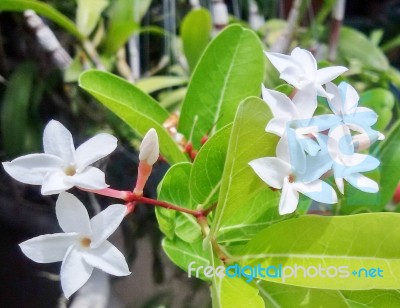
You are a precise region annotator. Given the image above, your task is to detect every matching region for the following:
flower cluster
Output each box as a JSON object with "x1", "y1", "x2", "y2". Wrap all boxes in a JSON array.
[
  {"x1": 3, "y1": 120, "x2": 159, "y2": 298},
  {"x1": 250, "y1": 47, "x2": 383, "y2": 215}
]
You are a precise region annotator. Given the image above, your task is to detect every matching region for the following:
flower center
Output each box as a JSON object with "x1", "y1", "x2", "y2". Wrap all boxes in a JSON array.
[
  {"x1": 64, "y1": 165, "x2": 76, "y2": 176},
  {"x1": 288, "y1": 174, "x2": 295, "y2": 183},
  {"x1": 80, "y1": 237, "x2": 91, "y2": 248}
]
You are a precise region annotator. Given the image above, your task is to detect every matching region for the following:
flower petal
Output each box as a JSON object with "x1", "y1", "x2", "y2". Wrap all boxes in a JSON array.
[
  {"x1": 249, "y1": 157, "x2": 291, "y2": 189},
  {"x1": 265, "y1": 51, "x2": 300, "y2": 75},
  {"x1": 279, "y1": 179, "x2": 299, "y2": 215},
  {"x1": 266, "y1": 118, "x2": 287, "y2": 136},
  {"x1": 326, "y1": 82, "x2": 342, "y2": 114},
  {"x1": 294, "y1": 180, "x2": 338, "y2": 204},
  {"x1": 291, "y1": 47, "x2": 317, "y2": 78},
  {"x1": 70, "y1": 167, "x2": 109, "y2": 190},
  {"x1": 335, "y1": 177, "x2": 345, "y2": 194},
  {"x1": 43, "y1": 120, "x2": 76, "y2": 164},
  {"x1": 338, "y1": 82, "x2": 359, "y2": 114},
  {"x1": 90, "y1": 204, "x2": 126, "y2": 248},
  {"x1": 19, "y1": 233, "x2": 78, "y2": 263},
  {"x1": 346, "y1": 173, "x2": 379, "y2": 193},
  {"x1": 75, "y1": 133, "x2": 117, "y2": 172},
  {"x1": 41, "y1": 171, "x2": 73, "y2": 195},
  {"x1": 292, "y1": 84, "x2": 317, "y2": 117},
  {"x1": 83, "y1": 240, "x2": 130, "y2": 276},
  {"x1": 56, "y1": 192, "x2": 91, "y2": 235},
  {"x1": 262, "y1": 86, "x2": 298, "y2": 119},
  {"x1": 3, "y1": 154, "x2": 64, "y2": 185},
  {"x1": 61, "y1": 247, "x2": 93, "y2": 299},
  {"x1": 316, "y1": 66, "x2": 348, "y2": 85}
]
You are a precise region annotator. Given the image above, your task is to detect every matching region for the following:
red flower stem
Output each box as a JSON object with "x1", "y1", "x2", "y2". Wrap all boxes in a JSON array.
[{"x1": 78, "y1": 187, "x2": 129, "y2": 200}]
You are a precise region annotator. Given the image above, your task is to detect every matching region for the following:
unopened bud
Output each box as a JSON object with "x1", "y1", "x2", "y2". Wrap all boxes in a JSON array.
[{"x1": 139, "y1": 128, "x2": 159, "y2": 165}]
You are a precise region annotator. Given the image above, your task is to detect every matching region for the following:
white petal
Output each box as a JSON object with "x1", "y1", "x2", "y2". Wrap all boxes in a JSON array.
[
  {"x1": 266, "y1": 118, "x2": 287, "y2": 136},
  {"x1": 265, "y1": 51, "x2": 299, "y2": 74},
  {"x1": 346, "y1": 173, "x2": 379, "y2": 193},
  {"x1": 249, "y1": 157, "x2": 291, "y2": 189},
  {"x1": 61, "y1": 247, "x2": 93, "y2": 299},
  {"x1": 139, "y1": 128, "x2": 159, "y2": 165},
  {"x1": 325, "y1": 82, "x2": 342, "y2": 115},
  {"x1": 316, "y1": 66, "x2": 348, "y2": 85},
  {"x1": 279, "y1": 179, "x2": 299, "y2": 215},
  {"x1": 262, "y1": 85, "x2": 298, "y2": 119},
  {"x1": 75, "y1": 133, "x2": 117, "y2": 172},
  {"x1": 90, "y1": 204, "x2": 126, "y2": 248},
  {"x1": 327, "y1": 124, "x2": 354, "y2": 165},
  {"x1": 294, "y1": 180, "x2": 338, "y2": 204},
  {"x1": 276, "y1": 136, "x2": 290, "y2": 163},
  {"x1": 292, "y1": 84, "x2": 317, "y2": 118},
  {"x1": 83, "y1": 241, "x2": 130, "y2": 276},
  {"x1": 3, "y1": 154, "x2": 64, "y2": 185},
  {"x1": 43, "y1": 120, "x2": 76, "y2": 164},
  {"x1": 338, "y1": 82, "x2": 359, "y2": 114},
  {"x1": 41, "y1": 171, "x2": 73, "y2": 195},
  {"x1": 71, "y1": 167, "x2": 109, "y2": 190},
  {"x1": 19, "y1": 233, "x2": 78, "y2": 263},
  {"x1": 56, "y1": 192, "x2": 91, "y2": 235},
  {"x1": 291, "y1": 47, "x2": 317, "y2": 78},
  {"x1": 335, "y1": 177, "x2": 345, "y2": 194}
]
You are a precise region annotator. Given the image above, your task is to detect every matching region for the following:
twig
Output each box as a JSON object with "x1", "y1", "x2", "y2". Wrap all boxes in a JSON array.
[{"x1": 328, "y1": 0, "x2": 346, "y2": 62}]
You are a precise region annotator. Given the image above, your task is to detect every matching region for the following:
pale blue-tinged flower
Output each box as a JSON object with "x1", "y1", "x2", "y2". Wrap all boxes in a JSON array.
[
  {"x1": 2, "y1": 120, "x2": 117, "y2": 195},
  {"x1": 327, "y1": 124, "x2": 380, "y2": 194},
  {"x1": 249, "y1": 141, "x2": 337, "y2": 215},
  {"x1": 19, "y1": 192, "x2": 130, "y2": 298},
  {"x1": 265, "y1": 47, "x2": 348, "y2": 98}
]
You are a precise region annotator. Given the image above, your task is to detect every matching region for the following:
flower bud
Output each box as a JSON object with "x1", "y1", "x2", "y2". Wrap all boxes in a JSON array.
[{"x1": 139, "y1": 128, "x2": 159, "y2": 165}]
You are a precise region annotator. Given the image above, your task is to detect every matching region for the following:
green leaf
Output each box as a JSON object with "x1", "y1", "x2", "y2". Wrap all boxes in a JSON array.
[
  {"x1": 103, "y1": 0, "x2": 151, "y2": 55},
  {"x1": 1, "y1": 62, "x2": 36, "y2": 157},
  {"x1": 181, "y1": 8, "x2": 212, "y2": 72},
  {"x1": 375, "y1": 122, "x2": 400, "y2": 208},
  {"x1": 178, "y1": 25, "x2": 265, "y2": 149},
  {"x1": 0, "y1": 0, "x2": 85, "y2": 40},
  {"x1": 216, "y1": 277, "x2": 264, "y2": 308},
  {"x1": 210, "y1": 97, "x2": 284, "y2": 245},
  {"x1": 79, "y1": 70, "x2": 187, "y2": 164},
  {"x1": 76, "y1": 0, "x2": 109, "y2": 36},
  {"x1": 338, "y1": 27, "x2": 389, "y2": 71},
  {"x1": 190, "y1": 124, "x2": 232, "y2": 207},
  {"x1": 159, "y1": 87, "x2": 187, "y2": 110},
  {"x1": 257, "y1": 281, "x2": 400, "y2": 307},
  {"x1": 238, "y1": 213, "x2": 400, "y2": 289},
  {"x1": 359, "y1": 88, "x2": 394, "y2": 131},
  {"x1": 135, "y1": 76, "x2": 187, "y2": 94},
  {"x1": 156, "y1": 162, "x2": 202, "y2": 243},
  {"x1": 156, "y1": 163, "x2": 191, "y2": 239},
  {"x1": 162, "y1": 237, "x2": 211, "y2": 281}
]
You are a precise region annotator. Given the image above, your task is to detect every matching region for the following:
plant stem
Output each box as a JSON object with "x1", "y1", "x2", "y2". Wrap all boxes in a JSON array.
[
  {"x1": 136, "y1": 196, "x2": 204, "y2": 217},
  {"x1": 328, "y1": 0, "x2": 346, "y2": 62}
]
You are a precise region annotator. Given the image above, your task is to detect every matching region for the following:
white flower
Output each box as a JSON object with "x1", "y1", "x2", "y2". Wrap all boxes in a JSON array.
[
  {"x1": 19, "y1": 192, "x2": 130, "y2": 298},
  {"x1": 2, "y1": 120, "x2": 117, "y2": 195},
  {"x1": 327, "y1": 124, "x2": 380, "y2": 194},
  {"x1": 262, "y1": 83, "x2": 318, "y2": 137},
  {"x1": 139, "y1": 128, "x2": 159, "y2": 165},
  {"x1": 265, "y1": 47, "x2": 348, "y2": 98},
  {"x1": 249, "y1": 142, "x2": 337, "y2": 215}
]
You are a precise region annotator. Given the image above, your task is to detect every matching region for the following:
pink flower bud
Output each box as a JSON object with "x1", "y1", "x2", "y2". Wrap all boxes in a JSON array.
[{"x1": 139, "y1": 128, "x2": 159, "y2": 165}]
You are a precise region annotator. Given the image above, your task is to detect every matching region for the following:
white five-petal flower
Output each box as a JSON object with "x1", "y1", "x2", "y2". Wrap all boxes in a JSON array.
[
  {"x1": 19, "y1": 192, "x2": 130, "y2": 298},
  {"x1": 265, "y1": 47, "x2": 348, "y2": 98},
  {"x1": 2, "y1": 120, "x2": 117, "y2": 195},
  {"x1": 249, "y1": 142, "x2": 337, "y2": 215}
]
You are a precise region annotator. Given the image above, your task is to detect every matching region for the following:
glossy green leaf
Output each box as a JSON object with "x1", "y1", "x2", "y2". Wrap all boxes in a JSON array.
[
  {"x1": 159, "y1": 87, "x2": 187, "y2": 110},
  {"x1": 359, "y1": 88, "x2": 394, "y2": 131},
  {"x1": 257, "y1": 281, "x2": 400, "y2": 307},
  {"x1": 103, "y1": 0, "x2": 151, "y2": 55},
  {"x1": 156, "y1": 163, "x2": 191, "y2": 239},
  {"x1": 338, "y1": 27, "x2": 389, "y2": 71},
  {"x1": 181, "y1": 8, "x2": 212, "y2": 72},
  {"x1": 1, "y1": 62, "x2": 36, "y2": 157},
  {"x1": 210, "y1": 97, "x2": 284, "y2": 245},
  {"x1": 136, "y1": 76, "x2": 187, "y2": 94},
  {"x1": 0, "y1": 0, "x2": 84, "y2": 40},
  {"x1": 79, "y1": 70, "x2": 187, "y2": 164},
  {"x1": 190, "y1": 124, "x2": 232, "y2": 207},
  {"x1": 162, "y1": 237, "x2": 211, "y2": 281},
  {"x1": 178, "y1": 25, "x2": 265, "y2": 149},
  {"x1": 216, "y1": 277, "x2": 264, "y2": 308},
  {"x1": 76, "y1": 0, "x2": 109, "y2": 36},
  {"x1": 238, "y1": 213, "x2": 400, "y2": 289}
]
